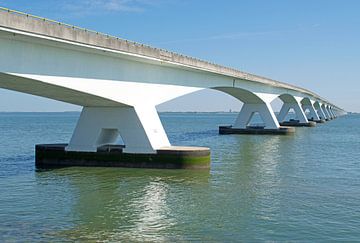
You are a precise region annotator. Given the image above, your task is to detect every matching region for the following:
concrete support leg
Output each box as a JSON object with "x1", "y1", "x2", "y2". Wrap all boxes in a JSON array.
[
  {"x1": 234, "y1": 102, "x2": 280, "y2": 129},
  {"x1": 277, "y1": 101, "x2": 308, "y2": 123},
  {"x1": 329, "y1": 108, "x2": 335, "y2": 118},
  {"x1": 302, "y1": 104, "x2": 320, "y2": 121},
  {"x1": 322, "y1": 106, "x2": 331, "y2": 120},
  {"x1": 66, "y1": 106, "x2": 170, "y2": 153},
  {"x1": 330, "y1": 109, "x2": 336, "y2": 118},
  {"x1": 277, "y1": 103, "x2": 291, "y2": 122},
  {"x1": 325, "y1": 107, "x2": 331, "y2": 119},
  {"x1": 332, "y1": 109, "x2": 338, "y2": 117},
  {"x1": 316, "y1": 106, "x2": 327, "y2": 120}
]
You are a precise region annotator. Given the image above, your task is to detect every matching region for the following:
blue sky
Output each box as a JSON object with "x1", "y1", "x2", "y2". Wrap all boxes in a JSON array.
[{"x1": 0, "y1": 0, "x2": 359, "y2": 112}]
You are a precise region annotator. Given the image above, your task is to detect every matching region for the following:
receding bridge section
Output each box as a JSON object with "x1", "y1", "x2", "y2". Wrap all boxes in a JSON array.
[{"x1": 0, "y1": 8, "x2": 346, "y2": 169}]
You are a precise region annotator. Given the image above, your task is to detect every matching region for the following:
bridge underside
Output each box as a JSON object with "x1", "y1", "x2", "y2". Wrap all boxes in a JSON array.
[{"x1": 0, "y1": 72, "x2": 343, "y2": 156}]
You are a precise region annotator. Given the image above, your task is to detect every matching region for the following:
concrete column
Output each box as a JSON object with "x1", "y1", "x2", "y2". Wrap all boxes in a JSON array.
[
  {"x1": 277, "y1": 103, "x2": 291, "y2": 122},
  {"x1": 317, "y1": 106, "x2": 327, "y2": 120},
  {"x1": 325, "y1": 106, "x2": 332, "y2": 119},
  {"x1": 302, "y1": 104, "x2": 320, "y2": 121},
  {"x1": 332, "y1": 109, "x2": 337, "y2": 117},
  {"x1": 322, "y1": 105, "x2": 331, "y2": 120},
  {"x1": 332, "y1": 108, "x2": 337, "y2": 118},
  {"x1": 277, "y1": 95, "x2": 308, "y2": 123},
  {"x1": 234, "y1": 102, "x2": 280, "y2": 129},
  {"x1": 278, "y1": 101, "x2": 308, "y2": 123},
  {"x1": 329, "y1": 107, "x2": 336, "y2": 118},
  {"x1": 328, "y1": 106, "x2": 334, "y2": 119},
  {"x1": 66, "y1": 106, "x2": 170, "y2": 153}
]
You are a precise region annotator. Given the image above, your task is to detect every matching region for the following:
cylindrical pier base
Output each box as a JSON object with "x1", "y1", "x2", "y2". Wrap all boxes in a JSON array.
[
  {"x1": 279, "y1": 121, "x2": 316, "y2": 127},
  {"x1": 35, "y1": 144, "x2": 210, "y2": 169},
  {"x1": 219, "y1": 125, "x2": 295, "y2": 135},
  {"x1": 309, "y1": 118, "x2": 326, "y2": 123}
]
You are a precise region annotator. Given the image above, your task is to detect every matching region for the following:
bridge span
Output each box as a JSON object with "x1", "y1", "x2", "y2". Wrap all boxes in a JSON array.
[{"x1": 0, "y1": 8, "x2": 346, "y2": 169}]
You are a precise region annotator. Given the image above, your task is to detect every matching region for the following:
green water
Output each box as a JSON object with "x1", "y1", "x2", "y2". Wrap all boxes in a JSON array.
[{"x1": 0, "y1": 112, "x2": 359, "y2": 241}]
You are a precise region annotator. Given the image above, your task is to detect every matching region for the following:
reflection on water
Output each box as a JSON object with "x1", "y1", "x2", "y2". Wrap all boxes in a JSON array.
[
  {"x1": 1, "y1": 113, "x2": 360, "y2": 241},
  {"x1": 124, "y1": 180, "x2": 175, "y2": 242},
  {"x1": 34, "y1": 168, "x2": 209, "y2": 242},
  {"x1": 211, "y1": 135, "x2": 285, "y2": 237}
]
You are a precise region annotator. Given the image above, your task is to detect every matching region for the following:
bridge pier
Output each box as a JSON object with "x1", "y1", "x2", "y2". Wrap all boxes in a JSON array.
[
  {"x1": 313, "y1": 102, "x2": 325, "y2": 121},
  {"x1": 301, "y1": 98, "x2": 324, "y2": 123},
  {"x1": 234, "y1": 103, "x2": 280, "y2": 129},
  {"x1": 36, "y1": 106, "x2": 211, "y2": 169},
  {"x1": 302, "y1": 104, "x2": 323, "y2": 123},
  {"x1": 332, "y1": 108, "x2": 337, "y2": 118},
  {"x1": 219, "y1": 92, "x2": 294, "y2": 135},
  {"x1": 66, "y1": 106, "x2": 170, "y2": 154},
  {"x1": 328, "y1": 107, "x2": 336, "y2": 119},
  {"x1": 277, "y1": 95, "x2": 316, "y2": 127},
  {"x1": 321, "y1": 104, "x2": 331, "y2": 121}
]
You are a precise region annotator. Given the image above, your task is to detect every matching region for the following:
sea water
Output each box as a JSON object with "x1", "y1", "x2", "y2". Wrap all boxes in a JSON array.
[{"x1": 0, "y1": 112, "x2": 359, "y2": 241}]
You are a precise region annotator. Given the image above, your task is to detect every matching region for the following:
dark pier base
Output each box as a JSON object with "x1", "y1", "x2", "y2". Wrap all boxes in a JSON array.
[
  {"x1": 279, "y1": 120, "x2": 316, "y2": 127},
  {"x1": 309, "y1": 118, "x2": 326, "y2": 123},
  {"x1": 35, "y1": 144, "x2": 210, "y2": 170},
  {"x1": 219, "y1": 125, "x2": 295, "y2": 135}
]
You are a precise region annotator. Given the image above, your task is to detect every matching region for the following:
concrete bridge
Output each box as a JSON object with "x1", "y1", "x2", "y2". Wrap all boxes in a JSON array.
[{"x1": 0, "y1": 8, "x2": 346, "y2": 168}]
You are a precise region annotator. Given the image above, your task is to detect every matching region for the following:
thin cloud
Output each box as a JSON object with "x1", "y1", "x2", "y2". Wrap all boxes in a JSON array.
[
  {"x1": 156, "y1": 25, "x2": 321, "y2": 45},
  {"x1": 61, "y1": 0, "x2": 163, "y2": 16},
  {"x1": 156, "y1": 30, "x2": 292, "y2": 45},
  {"x1": 0, "y1": 0, "x2": 170, "y2": 18}
]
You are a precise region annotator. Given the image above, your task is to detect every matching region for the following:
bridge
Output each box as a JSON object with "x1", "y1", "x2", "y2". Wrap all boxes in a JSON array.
[{"x1": 0, "y1": 8, "x2": 346, "y2": 169}]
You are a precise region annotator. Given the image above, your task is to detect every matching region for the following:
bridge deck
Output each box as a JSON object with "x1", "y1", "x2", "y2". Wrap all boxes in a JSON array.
[{"x1": 0, "y1": 7, "x2": 335, "y2": 108}]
